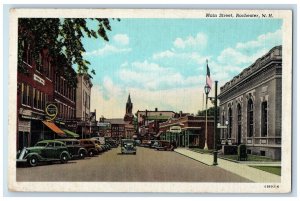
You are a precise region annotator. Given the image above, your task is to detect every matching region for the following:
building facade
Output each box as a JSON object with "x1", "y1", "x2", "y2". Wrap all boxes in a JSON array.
[
  {"x1": 136, "y1": 108, "x2": 176, "y2": 139},
  {"x1": 53, "y1": 54, "x2": 77, "y2": 135},
  {"x1": 158, "y1": 115, "x2": 214, "y2": 148},
  {"x1": 218, "y1": 45, "x2": 282, "y2": 160},
  {"x1": 75, "y1": 74, "x2": 93, "y2": 138},
  {"x1": 17, "y1": 46, "x2": 57, "y2": 149}
]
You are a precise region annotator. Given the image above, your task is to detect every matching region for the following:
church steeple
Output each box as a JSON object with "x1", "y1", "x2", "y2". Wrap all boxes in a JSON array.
[{"x1": 124, "y1": 93, "x2": 133, "y2": 122}]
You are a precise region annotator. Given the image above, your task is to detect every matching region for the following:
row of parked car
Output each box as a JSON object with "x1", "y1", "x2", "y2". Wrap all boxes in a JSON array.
[
  {"x1": 138, "y1": 140, "x2": 175, "y2": 151},
  {"x1": 16, "y1": 138, "x2": 119, "y2": 167}
]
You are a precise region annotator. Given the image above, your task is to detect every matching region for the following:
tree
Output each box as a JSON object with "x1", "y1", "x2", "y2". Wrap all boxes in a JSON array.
[
  {"x1": 18, "y1": 18, "x2": 118, "y2": 77},
  {"x1": 197, "y1": 106, "x2": 219, "y2": 117}
]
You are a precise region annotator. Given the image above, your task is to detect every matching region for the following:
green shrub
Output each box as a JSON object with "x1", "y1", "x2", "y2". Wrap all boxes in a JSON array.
[{"x1": 238, "y1": 144, "x2": 248, "y2": 161}]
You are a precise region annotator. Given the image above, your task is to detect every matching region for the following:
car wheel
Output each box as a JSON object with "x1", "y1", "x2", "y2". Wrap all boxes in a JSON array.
[
  {"x1": 28, "y1": 156, "x2": 38, "y2": 167},
  {"x1": 79, "y1": 151, "x2": 85, "y2": 159},
  {"x1": 88, "y1": 150, "x2": 94, "y2": 157},
  {"x1": 60, "y1": 153, "x2": 69, "y2": 164}
]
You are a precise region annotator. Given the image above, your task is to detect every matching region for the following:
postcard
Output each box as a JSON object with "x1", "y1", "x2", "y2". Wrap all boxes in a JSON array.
[{"x1": 8, "y1": 8, "x2": 292, "y2": 193}]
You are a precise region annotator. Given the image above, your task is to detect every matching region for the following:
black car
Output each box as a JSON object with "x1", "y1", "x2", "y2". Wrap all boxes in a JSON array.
[{"x1": 56, "y1": 139, "x2": 87, "y2": 159}]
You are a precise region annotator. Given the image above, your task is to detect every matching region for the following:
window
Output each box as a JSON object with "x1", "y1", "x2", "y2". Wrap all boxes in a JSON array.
[
  {"x1": 222, "y1": 114, "x2": 225, "y2": 139},
  {"x1": 261, "y1": 101, "x2": 268, "y2": 137},
  {"x1": 228, "y1": 107, "x2": 232, "y2": 138},
  {"x1": 21, "y1": 83, "x2": 25, "y2": 105},
  {"x1": 247, "y1": 98, "x2": 254, "y2": 137},
  {"x1": 237, "y1": 104, "x2": 242, "y2": 144},
  {"x1": 36, "y1": 53, "x2": 42, "y2": 72},
  {"x1": 33, "y1": 88, "x2": 36, "y2": 108}
]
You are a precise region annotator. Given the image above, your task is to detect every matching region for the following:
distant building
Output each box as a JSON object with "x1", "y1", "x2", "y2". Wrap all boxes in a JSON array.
[
  {"x1": 218, "y1": 45, "x2": 282, "y2": 160},
  {"x1": 104, "y1": 118, "x2": 126, "y2": 141},
  {"x1": 158, "y1": 115, "x2": 214, "y2": 148},
  {"x1": 124, "y1": 94, "x2": 134, "y2": 122},
  {"x1": 136, "y1": 108, "x2": 176, "y2": 139},
  {"x1": 75, "y1": 74, "x2": 93, "y2": 138}
]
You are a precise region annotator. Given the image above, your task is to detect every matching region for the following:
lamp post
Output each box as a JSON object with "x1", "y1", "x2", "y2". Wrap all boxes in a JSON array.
[
  {"x1": 213, "y1": 81, "x2": 218, "y2": 165},
  {"x1": 225, "y1": 120, "x2": 229, "y2": 145},
  {"x1": 204, "y1": 84, "x2": 211, "y2": 150}
]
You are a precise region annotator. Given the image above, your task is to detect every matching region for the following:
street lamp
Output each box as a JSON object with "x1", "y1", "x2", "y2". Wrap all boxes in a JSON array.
[
  {"x1": 225, "y1": 120, "x2": 229, "y2": 145},
  {"x1": 204, "y1": 84, "x2": 211, "y2": 150}
]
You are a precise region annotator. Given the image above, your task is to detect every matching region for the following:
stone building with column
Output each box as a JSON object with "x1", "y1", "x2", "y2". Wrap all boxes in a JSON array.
[{"x1": 218, "y1": 45, "x2": 282, "y2": 160}]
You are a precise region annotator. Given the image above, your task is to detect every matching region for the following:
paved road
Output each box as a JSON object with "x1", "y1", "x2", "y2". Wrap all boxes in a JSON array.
[{"x1": 17, "y1": 147, "x2": 251, "y2": 182}]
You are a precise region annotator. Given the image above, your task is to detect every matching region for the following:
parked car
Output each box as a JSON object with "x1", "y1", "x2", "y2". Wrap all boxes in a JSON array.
[
  {"x1": 55, "y1": 139, "x2": 87, "y2": 159},
  {"x1": 134, "y1": 140, "x2": 141, "y2": 146},
  {"x1": 155, "y1": 140, "x2": 174, "y2": 151},
  {"x1": 89, "y1": 139, "x2": 105, "y2": 153},
  {"x1": 79, "y1": 139, "x2": 98, "y2": 157},
  {"x1": 151, "y1": 141, "x2": 160, "y2": 149},
  {"x1": 140, "y1": 140, "x2": 151, "y2": 147},
  {"x1": 121, "y1": 139, "x2": 136, "y2": 154},
  {"x1": 17, "y1": 140, "x2": 71, "y2": 167},
  {"x1": 106, "y1": 139, "x2": 119, "y2": 148}
]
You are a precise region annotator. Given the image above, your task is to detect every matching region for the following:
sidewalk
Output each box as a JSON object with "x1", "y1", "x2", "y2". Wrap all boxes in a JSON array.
[{"x1": 175, "y1": 148, "x2": 281, "y2": 183}]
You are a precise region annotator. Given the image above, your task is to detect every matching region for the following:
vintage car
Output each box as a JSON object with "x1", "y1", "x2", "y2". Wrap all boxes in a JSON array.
[
  {"x1": 55, "y1": 139, "x2": 87, "y2": 159},
  {"x1": 17, "y1": 140, "x2": 71, "y2": 167},
  {"x1": 89, "y1": 139, "x2": 105, "y2": 153},
  {"x1": 155, "y1": 140, "x2": 175, "y2": 151},
  {"x1": 79, "y1": 139, "x2": 98, "y2": 157},
  {"x1": 121, "y1": 139, "x2": 136, "y2": 154}
]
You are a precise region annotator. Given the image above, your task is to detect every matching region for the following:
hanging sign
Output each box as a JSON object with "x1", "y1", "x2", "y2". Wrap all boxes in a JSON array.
[{"x1": 45, "y1": 102, "x2": 58, "y2": 121}]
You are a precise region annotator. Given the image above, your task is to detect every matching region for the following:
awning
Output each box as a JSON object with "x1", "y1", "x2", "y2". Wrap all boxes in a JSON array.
[
  {"x1": 42, "y1": 121, "x2": 66, "y2": 137},
  {"x1": 63, "y1": 129, "x2": 80, "y2": 138}
]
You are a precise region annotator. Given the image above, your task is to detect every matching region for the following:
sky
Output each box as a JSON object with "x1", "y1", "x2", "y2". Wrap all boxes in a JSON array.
[{"x1": 78, "y1": 18, "x2": 283, "y2": 118}]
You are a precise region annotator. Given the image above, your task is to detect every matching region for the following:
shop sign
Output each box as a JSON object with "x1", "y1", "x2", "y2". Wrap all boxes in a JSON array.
[
  {"x1": 45, "y1": 102, "x2": 58, "y2": 121},
  {"x1": 18, "y1": 120, "x2": 31, "y2": 132},
  {"x1": 33, "y1": 74, "x2": 45, "y2": 85},
  {"x1": 65, "y1": 121, "x2": 77, "y2": 129},
  {"x1": 170, "y1": 126, "x2": 182, "y2": 133}
]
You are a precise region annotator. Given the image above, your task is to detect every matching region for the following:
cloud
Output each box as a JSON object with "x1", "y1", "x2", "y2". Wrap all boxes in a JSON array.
[
  {"x1": 113, "y1": 34, "x2": 129, "y2": 46},
  {"x1": 119, "y1": 60, "x2": 203, "y2": 90},
  {"x1": 152, "y1": 50, "x2": 175, "y2": 60},
  {"x1": 173, "y1": 32, "x2": 207, "y2": 50},
  {"x1": 236, "y1": 29, "x2": 282, "y2": 50},
  {"x1": 84, "y1": 44, "x2": 131, "y2": 57},
  {"x1": 217, "y1": 28, "x2": 282, "y2": 67}
]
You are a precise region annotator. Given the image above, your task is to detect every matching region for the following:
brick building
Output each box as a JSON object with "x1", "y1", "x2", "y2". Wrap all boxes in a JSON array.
[
  {"x1": 136, "y1": 108, "x2": 176, "y2": 139},
  {"x1": 53, "y1": 54, "x2": 78, "y2": 137},
  {"x1": 218, "y1": 45, "x2": 282, "y2": 160},
  {"x1": 17, "y1": 44, "x2": 67, "y2": 149},
  {"x1": 158, "y1": 115, "x2": 214, "y2": 148}
]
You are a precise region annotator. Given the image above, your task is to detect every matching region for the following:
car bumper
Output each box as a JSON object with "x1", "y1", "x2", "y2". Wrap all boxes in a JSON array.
[{"x1": 16, "y1": 159, "x2": 27, "y2": 163}]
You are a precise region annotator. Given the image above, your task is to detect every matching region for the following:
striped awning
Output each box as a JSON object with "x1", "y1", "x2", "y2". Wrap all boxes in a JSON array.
[
  {"x1": 42, "y1": 121, "x2": 66, "y2": 137},
  {"x1": 63, "y1": 129, "x2": 80, "y2": 138}
]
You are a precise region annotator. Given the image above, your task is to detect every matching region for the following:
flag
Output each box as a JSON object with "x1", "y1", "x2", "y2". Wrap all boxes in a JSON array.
[{"x1": 206, "y1": 60, "x2": 213, "y2": 89}]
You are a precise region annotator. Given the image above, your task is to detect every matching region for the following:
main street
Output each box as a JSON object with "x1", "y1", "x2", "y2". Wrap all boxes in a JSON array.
[{"x1": 17, "y1": 147, "x2": 251, "y2": 182}]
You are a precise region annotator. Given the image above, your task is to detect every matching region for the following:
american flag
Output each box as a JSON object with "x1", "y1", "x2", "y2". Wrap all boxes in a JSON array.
[{"x1": 206, "y1": 60, "x2": 213, "y2": 89}]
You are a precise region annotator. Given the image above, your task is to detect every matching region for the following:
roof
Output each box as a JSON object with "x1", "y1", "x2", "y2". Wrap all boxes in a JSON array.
[
  {"x1": 145, "y1": 115, "x2": 171, "y2": 120},
  {"x1": 104, "y1": 118, "x2": 126, "y2": 125}
]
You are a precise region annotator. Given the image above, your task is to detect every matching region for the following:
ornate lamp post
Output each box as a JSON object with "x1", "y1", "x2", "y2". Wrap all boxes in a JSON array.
[{"x1": 204, "y1": 84, "x2": 211, "y2": 150}]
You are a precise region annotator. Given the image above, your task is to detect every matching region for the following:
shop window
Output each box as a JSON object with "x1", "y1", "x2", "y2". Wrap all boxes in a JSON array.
[{"x1": 247, "y1": 98, "x2": 254, "y2": 137}]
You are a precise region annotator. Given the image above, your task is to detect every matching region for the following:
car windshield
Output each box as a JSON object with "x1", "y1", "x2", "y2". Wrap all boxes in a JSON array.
[{"x1": 35, "y1": 142, "x2": 48, "y2": 147}]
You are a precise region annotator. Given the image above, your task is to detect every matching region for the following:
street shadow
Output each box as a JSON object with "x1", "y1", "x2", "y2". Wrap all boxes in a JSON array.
[{"x1": 16, "y1": 161, "x2": 77, "y2": 168}]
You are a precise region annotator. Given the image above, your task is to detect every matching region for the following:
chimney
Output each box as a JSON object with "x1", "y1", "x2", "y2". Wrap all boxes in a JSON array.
[
  {"x1": 180, "y1": 111, "x2": 183, "y2": 117},
  {"x1": 155, "y1": 108, "x2": 158, "y2": 112}
]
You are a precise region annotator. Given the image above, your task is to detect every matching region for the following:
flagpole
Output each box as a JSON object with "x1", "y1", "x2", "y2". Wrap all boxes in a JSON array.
[
  {"x1": 204, "y1": 59, "x2": 211, "y2": 150},
  {"x1": 204, "y1": 92, "x2": 208, "y2": 150}
]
